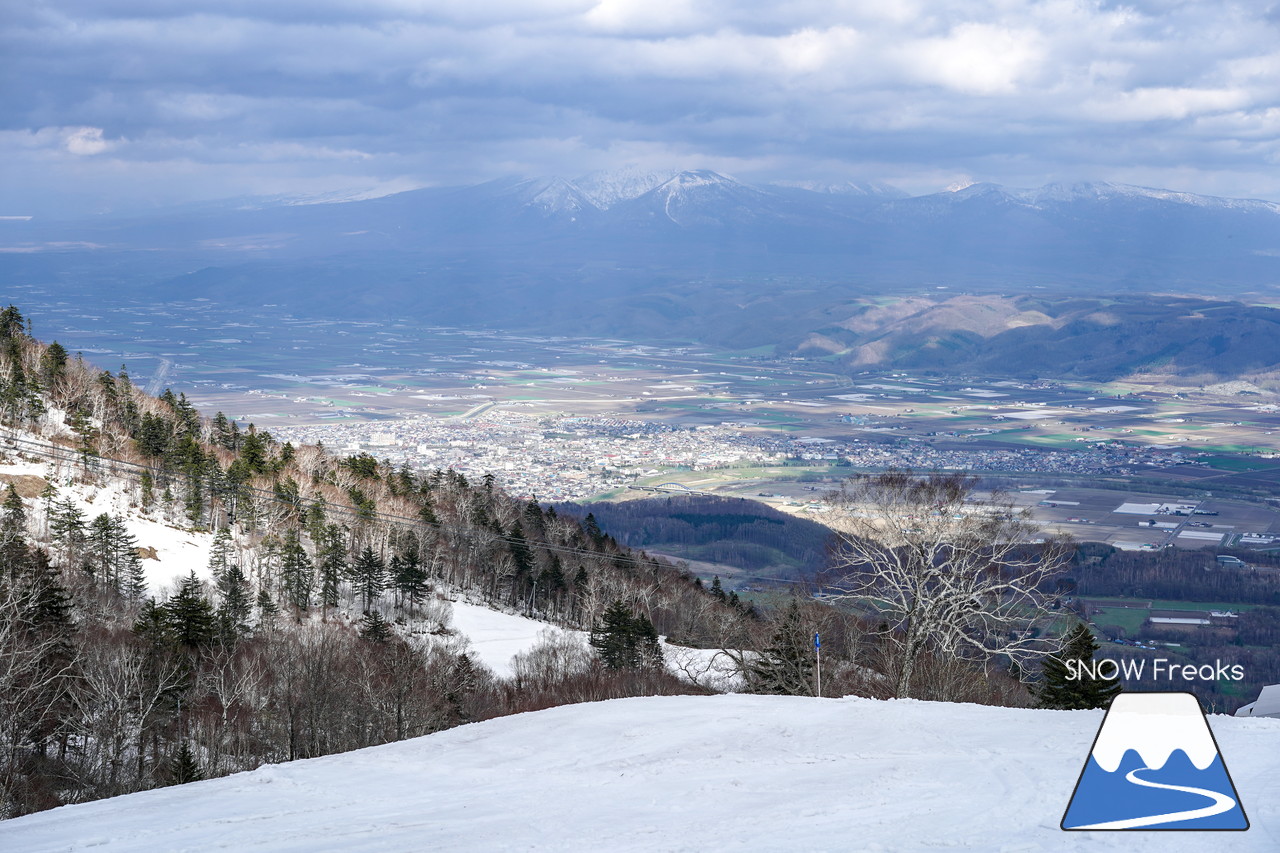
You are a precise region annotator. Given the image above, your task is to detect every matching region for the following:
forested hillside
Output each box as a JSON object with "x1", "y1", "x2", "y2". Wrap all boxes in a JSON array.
[
  {"x1": 553, "y1": 495, "x2": 832, "y2": 581},
  {"x1": 0, "y1": 305, "x2": 762, "y2": 817}
]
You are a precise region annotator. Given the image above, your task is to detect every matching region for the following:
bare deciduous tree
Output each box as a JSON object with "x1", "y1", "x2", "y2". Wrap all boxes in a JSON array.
[{"x1": 824, "y1": 470, "x2": 1070, "y2": 700}]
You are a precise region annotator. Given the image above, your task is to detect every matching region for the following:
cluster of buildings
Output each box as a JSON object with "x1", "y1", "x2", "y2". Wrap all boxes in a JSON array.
[
  {"x1": 274, "y1": 409, "x2": 1191, "y2": 502},
  {"x1": 274, "y1": 412, "x2": 775, "y2": 500}
]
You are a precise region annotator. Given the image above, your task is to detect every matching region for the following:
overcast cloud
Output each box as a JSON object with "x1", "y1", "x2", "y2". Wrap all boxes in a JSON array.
[{"x1": 6, "y1": 0, "x2": 1280, "y2": 215}]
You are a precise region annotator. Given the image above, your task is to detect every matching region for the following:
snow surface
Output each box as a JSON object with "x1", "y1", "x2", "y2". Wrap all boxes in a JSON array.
[
  {"x1": 0, "y1": 458, "x2": 214, "y2": 596},
  {"x1": 448, "y1": 601, "x2": 581, "y2": 679},
  {"x1": 2, "y1": 694, "x2": 1276, "y2": 851},
  {"x1": 447, "y1": 602, "x2": 739, "y2": 689},
  {"x1": 572, "y1": 166, "x2": 677, "y2": 209}
]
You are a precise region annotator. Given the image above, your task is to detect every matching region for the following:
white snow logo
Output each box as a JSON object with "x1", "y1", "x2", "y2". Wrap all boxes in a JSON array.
[{"x1": 1061, "y1": 692, "x2": 1248, "y2": 830}]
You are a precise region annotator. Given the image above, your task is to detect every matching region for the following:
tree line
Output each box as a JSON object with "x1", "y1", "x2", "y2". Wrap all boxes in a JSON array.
[{"x1": 1070, "y1": 542, "x2": 1280, "y2": 605}]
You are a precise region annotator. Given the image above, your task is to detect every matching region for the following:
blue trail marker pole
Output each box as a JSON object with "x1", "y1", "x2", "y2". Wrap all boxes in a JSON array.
[{"x1": 814, "y1": 633, "x2": 821, "y2": 698}]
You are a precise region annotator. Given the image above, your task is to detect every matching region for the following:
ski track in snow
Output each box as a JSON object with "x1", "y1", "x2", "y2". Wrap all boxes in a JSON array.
[
  {"x1": 2, "y1": 695, "x2": 1277, "y2": 852},
  {"x1": 1070, "y1": 766, "x2": 1237, "y2": 830}
]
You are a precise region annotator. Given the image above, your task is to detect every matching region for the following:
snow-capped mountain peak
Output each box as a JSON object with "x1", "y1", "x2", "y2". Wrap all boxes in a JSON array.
[
  {"x1": 770, "y1": 179, "x2": 907, "y2": 198},
  {"x1": 1012, "y1": 181, "x2": 1280, "y2": 213},
  {"x1": 658, "y1": 169, "x2": 743, "y2": 192},
  {"x1": 572, "y1": 166, "x2": 677, "y2": 209}
]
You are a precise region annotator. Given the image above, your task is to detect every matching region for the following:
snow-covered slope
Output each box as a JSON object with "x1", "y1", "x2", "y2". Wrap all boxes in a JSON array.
[
  {"x1": 572, "y1": 166, "x2": 678, "y2": 209},
  {"x1": 448, "y1": 601, "x2": 579, "y2": 678},
  {"x1": 2, "y1": 695, "x2": 1276, "y2": 851},
  {"x1": 0, "y1": 458, "x2": 213, "y2": 596},
  {"x1": 449, "y1": 601, "x2": 739, "y2": 689}
]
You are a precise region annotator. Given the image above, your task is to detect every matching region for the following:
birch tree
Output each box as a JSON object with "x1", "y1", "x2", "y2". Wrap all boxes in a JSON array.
[{"x1": 825, "y1": 470, "x2": 1070, "y2": 700}]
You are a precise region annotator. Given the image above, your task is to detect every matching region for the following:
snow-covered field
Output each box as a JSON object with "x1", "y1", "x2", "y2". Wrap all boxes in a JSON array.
[{"x1": 2, "y1": 694, "x2": 1276, "y2": 851}]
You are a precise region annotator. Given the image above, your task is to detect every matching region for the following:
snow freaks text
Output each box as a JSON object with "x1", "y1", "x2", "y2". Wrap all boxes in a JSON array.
[{"x1": 1066, "y1": 659, "x2": 1245, "y2": 682}]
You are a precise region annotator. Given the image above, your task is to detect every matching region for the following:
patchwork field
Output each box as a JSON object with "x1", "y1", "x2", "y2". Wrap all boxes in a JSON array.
[{"x1": 15, "y1": 294, "x2": 1280, "y2": 537}]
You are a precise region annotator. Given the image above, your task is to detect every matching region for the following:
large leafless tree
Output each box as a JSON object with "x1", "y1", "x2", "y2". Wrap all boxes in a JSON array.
[{"x1": 824, "y1": 470, "x2": 1071, "y2": 699}]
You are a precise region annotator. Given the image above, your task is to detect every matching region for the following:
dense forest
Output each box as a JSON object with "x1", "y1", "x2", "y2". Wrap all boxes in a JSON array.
[
  {"x1": 1070, "y1": 543, "x2": 1280, "y2": 604},
  {"x1": 551, "y1": 495, "x2": 832, "y2": 581}
]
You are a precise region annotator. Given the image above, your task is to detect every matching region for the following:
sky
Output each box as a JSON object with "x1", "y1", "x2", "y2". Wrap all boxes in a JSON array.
[{"x1": 6, "y1": 0, "x2": 1280, "y2": 216}]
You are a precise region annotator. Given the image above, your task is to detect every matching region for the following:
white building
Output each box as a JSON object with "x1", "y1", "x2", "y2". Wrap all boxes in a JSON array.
[{"x1": 1235, "y1": 684, "x2": 1280, "y2": 718}]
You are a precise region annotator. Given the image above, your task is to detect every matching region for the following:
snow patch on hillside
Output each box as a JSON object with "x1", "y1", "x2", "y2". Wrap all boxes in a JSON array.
[
  {"x1": 447, "y1": 601, "x2": 740, "y2": 688},
  {"x1": 0, "y1": 456, "x2": 213, "y2": 595},
  {"x1": 2, "y1": 694, "x2": 1275, "y2": 851},
  {"x1": 447, "y1": 602, "x2": 578, "y2": 678}
]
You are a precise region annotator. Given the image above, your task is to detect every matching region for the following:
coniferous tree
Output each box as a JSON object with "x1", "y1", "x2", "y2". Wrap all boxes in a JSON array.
[
  {"x1": 39, "y1": 340, "x2": 68, "y2": 383},
  {"x1": 85, "y1": 513, "x2": 116, "y2": 587},
  {"x1": 168, "y1": 742, "x2": 203, "y2": 785},
  {"x1": 631, "y1": 611, "x2": 664, "y2": 670},
  {"x1": 139, "y1": 469, "x2": 155, "y2": 510},
  {"x1": 709, "y1": 575, "x2": 727, "y2": 602},
  {"x1": 11, "y1": 546, "x2": 77, "y2": 757},
  {"x1": 358, "y1": 610, "x2": 393, "y2": 643},
  {"x1": 216, "y1": 562, "x2": 252, "y2": 639},
  {"x1": 349, "y1": 545, "x2": 386, "y2": 614},
  {"x1": 304, "y1": 500, "x2": 328, "y2": 543},
  {"x1": 539, "y1": 556, "x2": 566, "y2": 614},
  {"x1": 85, "y1": 514, "x2": 145, "y2": 598},
  {"x1": 0, "y1": 485, "x2": 28, "y2": 580},
  {"x1": 19, "y1": 548, "x2": 74, "y2": 636},
  {"x1": 392, "y1": 551, "x2": 428, "y2": 613},
  {"x1": 255, "y1": 587, "x2": 279, "y2": 626},
  {"x1": 207, "y1": 528, "x2": 233, "y2": 584},
  {"x1": 1036, "y1": 623, "x2": 1122, "y2": 710},
  {"x1": 133, "y1": 597, "x2": 172, "y2": 649},
  {"x1": 747, "y1": 600, "x2": 815, "y2": 696},
  {"x1": 590, "y1": 600, "x2": 636, "y2": 669},
  {"x1": 118, "y1": 522, "x2": 147, "y2": 600},
  {"x1": 589, "y1": 600, "x2": 663, "y2": 670},
  {"x1": 444, "y1": 653, "x2": 480, "y2": 725},
  {"x1": 38, "y1": 480, "x2": 57, "y2": 535},
  {"x1": 278, "y1": 528, "x2": 314, "y2": 615},
  {"x1": 48, "y1": 497, "x2": 87, "y2": 565},
  {"x1": 582, "y1": 513, "x2": 604, "y2": 548},
  {"x1": 316, "y1": 524, "x2": 346, "y2": 613},
  {"x1": 164, "y1": 572, "x2": 219, "y2": 650},
  {"x1": 2, "y1": 483, "x2": 26, "y2": 533}
]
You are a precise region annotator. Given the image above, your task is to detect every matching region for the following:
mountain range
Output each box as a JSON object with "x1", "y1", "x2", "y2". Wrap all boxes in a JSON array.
[{"x1": 5, "y1": 169, "x2": 1280, "y2": 380}]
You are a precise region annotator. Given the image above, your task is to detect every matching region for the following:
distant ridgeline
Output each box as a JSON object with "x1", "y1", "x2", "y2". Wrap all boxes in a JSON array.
[
  {"x1": 9, "y1": 173, "x2": 1280, "y2": 383},
  {"x1": 0, "y1": 305, "x2": 760, "y2": 818},
  {"x1": 789, "y1": 294, "x2": 1280, "y2": 384},
  {"x1": 551, "y1": 495, "x2": 832, "y2": 582}
]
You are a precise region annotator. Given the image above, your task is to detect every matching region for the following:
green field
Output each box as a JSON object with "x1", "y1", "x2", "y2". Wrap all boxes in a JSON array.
[
  {"x1": 1086, "y1": 596, "x2": 1263, "y2": 637},
  {"x1": 1087, "y1": 596, "x2": 1261, "y2": 613},
  {"x1": 1202, "y1": 455, "x2": 1275, "y2": 472},
  {"x1": 1090, "y1": 606, "x2": 1148, "y2": 635}
]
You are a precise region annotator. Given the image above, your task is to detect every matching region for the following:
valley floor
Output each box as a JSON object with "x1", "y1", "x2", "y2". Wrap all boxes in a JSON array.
[{"x1": 2, "y1": 694, "x2": 1276, "y2": 851}]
